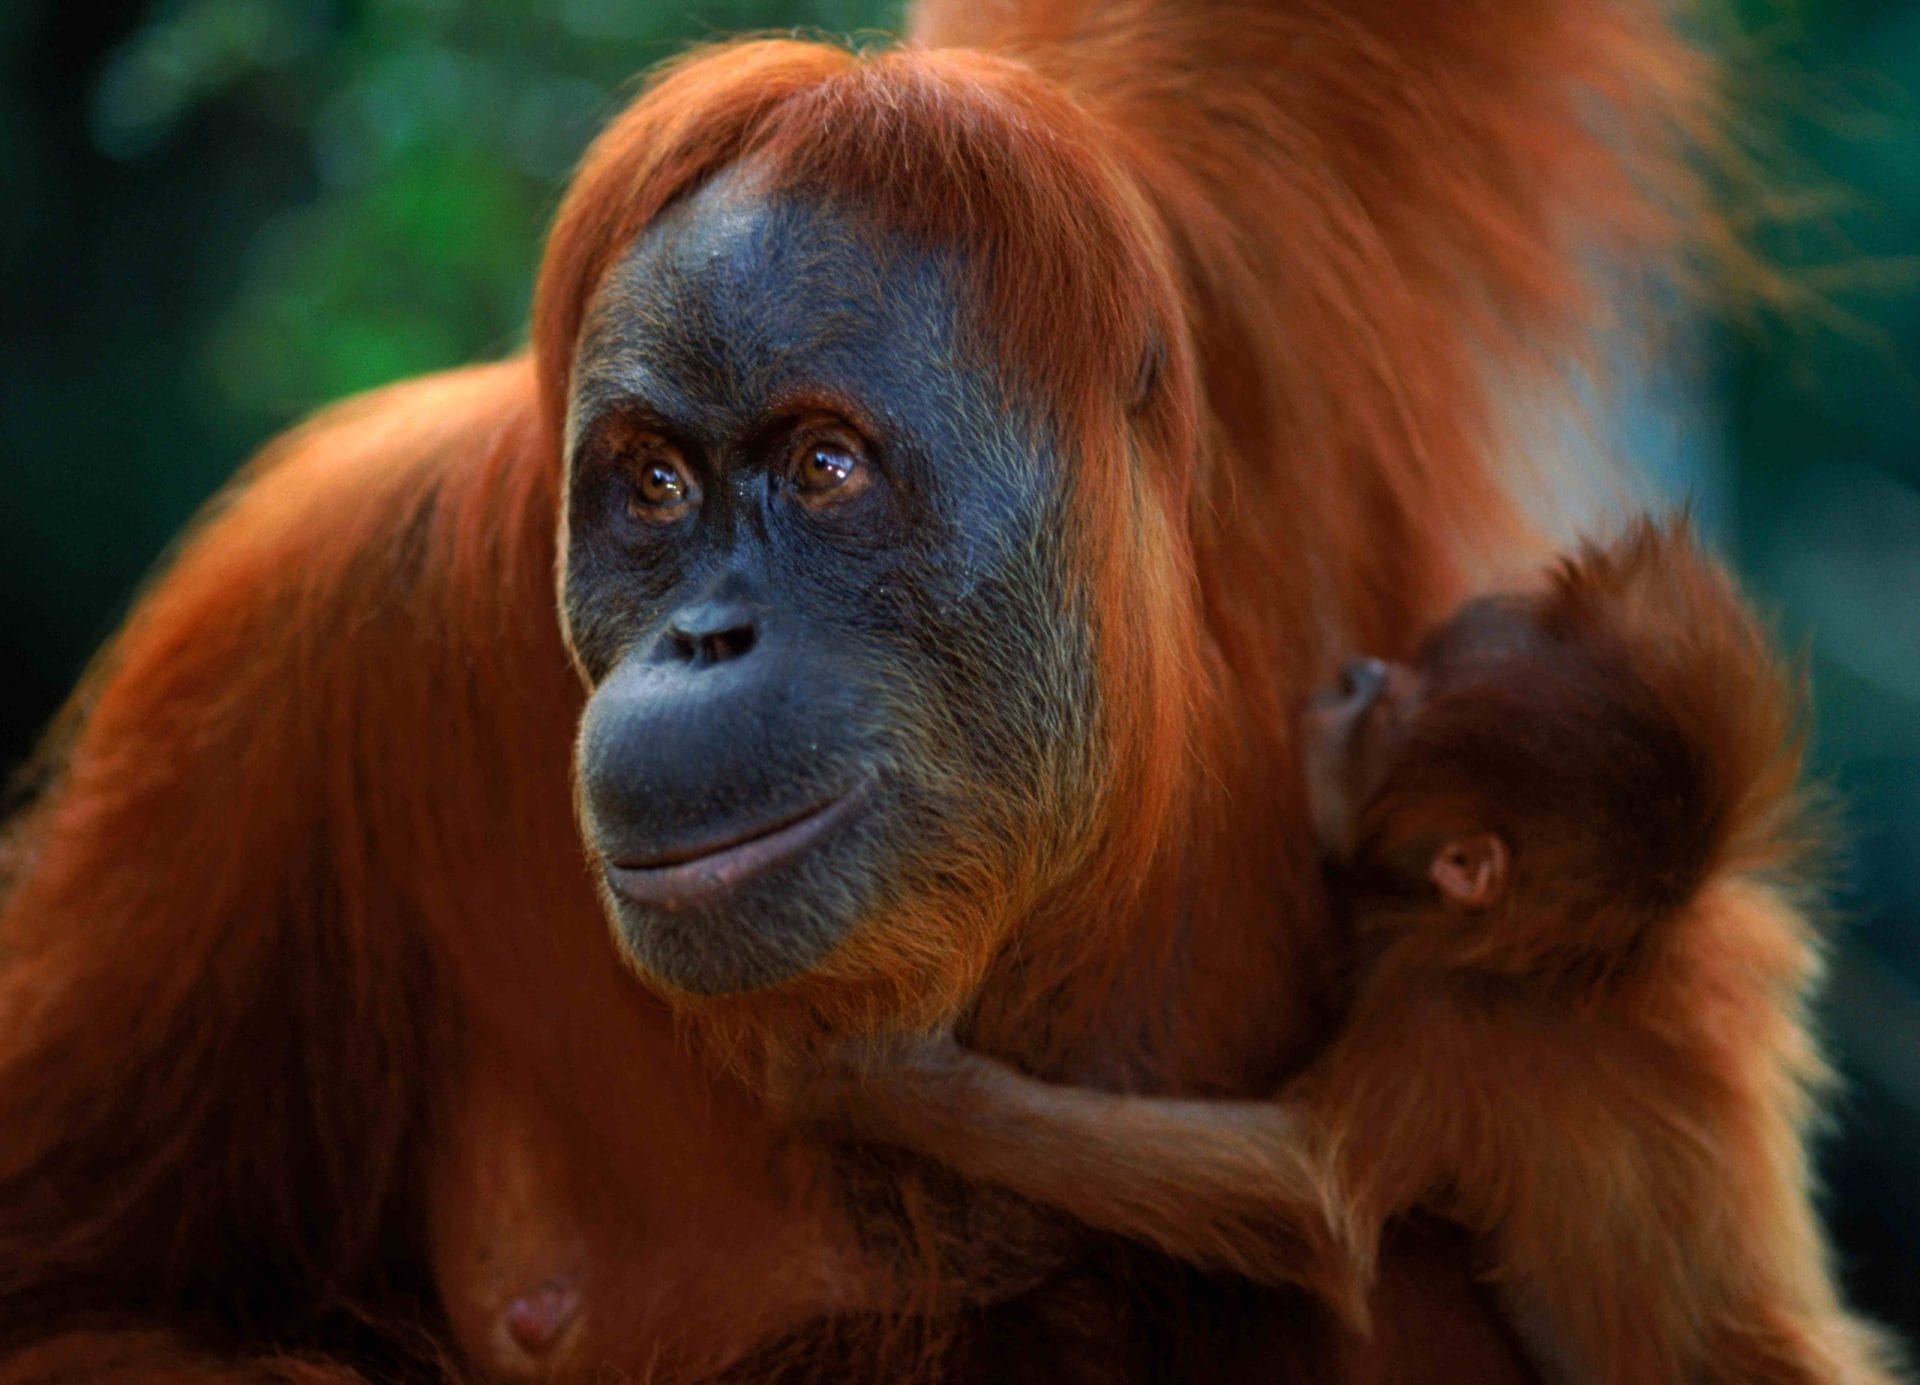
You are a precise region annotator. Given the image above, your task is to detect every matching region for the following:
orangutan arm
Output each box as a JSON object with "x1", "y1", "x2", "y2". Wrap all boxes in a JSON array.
[{"x1": 780, "y1": 1034, "x2": 1373, "y2": 1325}]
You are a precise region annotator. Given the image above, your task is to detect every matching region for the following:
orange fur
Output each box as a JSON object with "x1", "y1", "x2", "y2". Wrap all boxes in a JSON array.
[
  {"x1": 790, "y1": 524, "x2": 1908, "y2": 1384},
  {"x1": 1, "y1": 1, "x2": 1743, "y2": 1379}
]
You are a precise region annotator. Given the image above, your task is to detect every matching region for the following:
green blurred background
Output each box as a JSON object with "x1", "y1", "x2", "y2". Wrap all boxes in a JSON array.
[{"x1": 2, "y1": 0, "x2": 1916, "y2": 1347}]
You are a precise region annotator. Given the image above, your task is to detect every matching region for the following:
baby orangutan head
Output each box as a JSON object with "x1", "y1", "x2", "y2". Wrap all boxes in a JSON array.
[{"x1": 1300, "y1": 519, "x2": 1804, "y2": 973}]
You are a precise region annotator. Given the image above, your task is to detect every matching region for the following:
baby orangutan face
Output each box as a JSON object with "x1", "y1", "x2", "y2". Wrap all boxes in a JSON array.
[{"x1": 1301, "y1": 607, "x2": 1520, "y2": 913}]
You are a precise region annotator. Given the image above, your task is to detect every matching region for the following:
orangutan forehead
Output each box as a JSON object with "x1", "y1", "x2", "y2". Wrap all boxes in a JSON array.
[{"x1": 572, "y1": 169, "x2": 1011, "y2": 423}]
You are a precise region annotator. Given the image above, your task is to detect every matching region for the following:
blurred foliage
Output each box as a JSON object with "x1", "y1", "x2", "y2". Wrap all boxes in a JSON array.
[
  {"x1": 90, "y1": 0, "x2": 899, "y2": 415},
  {"x1": 1, "y1": 0, "x2": 1916, "y2": 1347},
  {"x1": 1712, "y1": 2, "x2": 1920, "y2": 1329}
]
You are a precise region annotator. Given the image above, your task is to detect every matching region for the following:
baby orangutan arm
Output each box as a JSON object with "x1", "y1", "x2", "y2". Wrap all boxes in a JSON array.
[{"x1": 776, "y1": 1034, "x2": 1371, "y2": 1325}]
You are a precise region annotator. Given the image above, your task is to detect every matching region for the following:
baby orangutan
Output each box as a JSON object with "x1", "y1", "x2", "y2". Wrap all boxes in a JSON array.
[{"x1": 781, "y1": 521, "x2": 1905, "y2": 1384}]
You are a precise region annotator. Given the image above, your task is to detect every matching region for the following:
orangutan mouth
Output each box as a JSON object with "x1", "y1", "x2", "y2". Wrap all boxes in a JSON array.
[{"x1": 603, "y1": 782, "x2": 870, "y2": 912}]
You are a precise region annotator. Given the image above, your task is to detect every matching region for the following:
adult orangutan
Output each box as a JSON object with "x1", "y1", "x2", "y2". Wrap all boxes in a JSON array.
[{"x1": 0, "y1": 0, "x2": 1738, "y2": 1380}]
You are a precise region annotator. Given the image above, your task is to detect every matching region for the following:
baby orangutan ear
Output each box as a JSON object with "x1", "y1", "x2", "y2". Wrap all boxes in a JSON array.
[{"x1": 1429, "y1": 833, "x2": 1510, "y2": 911}]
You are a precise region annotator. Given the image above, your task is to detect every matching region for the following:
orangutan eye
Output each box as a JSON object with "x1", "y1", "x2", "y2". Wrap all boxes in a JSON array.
[
  {"x1": 789, "y1": 432, "x2": 871, "y2": 506},
  {"x1": 626, "y1": 445, "x2": 698, "y2": 521},
  {"x1": 638, "y1": 463, "x2": 687, "y2": 505}
]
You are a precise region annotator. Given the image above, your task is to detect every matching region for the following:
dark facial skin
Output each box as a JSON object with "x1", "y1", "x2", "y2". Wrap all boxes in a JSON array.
[
  {"x1": 562, "y1": 169, "x2": 1098, "y2": 997},
  {"x1": 1301, "y1": 595, "x2": 1537, "y2": 896},
  {"x1": 1300, "y1": 655, "x2": 1404, "y2": 856}
]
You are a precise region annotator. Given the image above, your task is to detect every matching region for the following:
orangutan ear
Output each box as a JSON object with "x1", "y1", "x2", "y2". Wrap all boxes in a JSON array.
[{"x1": 1429, "y1": 832, "x2": 1509, "y2": 911}]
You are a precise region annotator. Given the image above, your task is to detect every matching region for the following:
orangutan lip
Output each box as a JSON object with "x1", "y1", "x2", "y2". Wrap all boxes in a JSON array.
[{"x1": 604, "y1": 784, "x2": 867, "y2": 911}]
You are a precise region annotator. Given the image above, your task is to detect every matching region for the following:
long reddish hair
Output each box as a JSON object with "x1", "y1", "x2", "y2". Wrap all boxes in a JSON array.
[
  {"x1": 0, "y1": 2, "x2": 1741, "y2": 1376},
  {"x1": 516, "y1": 9, "x2": 1730, "y2": 1078}
]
